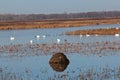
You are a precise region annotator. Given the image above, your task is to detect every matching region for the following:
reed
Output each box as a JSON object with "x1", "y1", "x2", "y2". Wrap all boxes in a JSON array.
[{"x1": 0, "y1": 18, "x2": 120, "y2": 30}]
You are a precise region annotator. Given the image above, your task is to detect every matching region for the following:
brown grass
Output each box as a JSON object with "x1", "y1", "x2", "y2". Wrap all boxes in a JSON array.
[
  {"x1": 0, "y1": 18, "x2": 120, "y2": 30},
  {"x1": 66, "y1": 28, "x2": 120, "y2": 35}
]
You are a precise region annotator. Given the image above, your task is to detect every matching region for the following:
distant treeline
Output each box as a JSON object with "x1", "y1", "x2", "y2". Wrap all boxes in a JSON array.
[{"x1": 0, "y1": 11, "x2": 120, "y2": 21}]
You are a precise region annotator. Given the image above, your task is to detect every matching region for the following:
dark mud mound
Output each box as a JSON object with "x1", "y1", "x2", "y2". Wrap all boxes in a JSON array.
[{"x1": 49, "y1": 52, "x2": 69, "y2": 72}]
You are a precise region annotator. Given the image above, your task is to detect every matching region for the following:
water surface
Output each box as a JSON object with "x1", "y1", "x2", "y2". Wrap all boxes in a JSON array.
[{"x1": 0, "y1": 24, "x2": 120, "y2": 80}]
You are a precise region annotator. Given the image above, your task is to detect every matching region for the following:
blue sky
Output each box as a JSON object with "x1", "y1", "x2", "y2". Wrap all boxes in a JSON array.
[{"x1": 0, "y1": 0, "x2": 120, "y2": 14}]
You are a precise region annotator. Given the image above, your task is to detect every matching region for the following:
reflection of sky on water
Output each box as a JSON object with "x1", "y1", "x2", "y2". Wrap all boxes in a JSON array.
[
  {"x1": 0, "y1": 24, "x2": 120, "y2": 45},
  {"x1": 0, "y1": 54, "x2": 120, "y2": 79},
  {"x1": 68, "y1": 54, "x2": 120, "y2": 69}
]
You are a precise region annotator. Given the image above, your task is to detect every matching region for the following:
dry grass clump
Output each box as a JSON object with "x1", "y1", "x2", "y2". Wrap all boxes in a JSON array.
[{"x1": 66, "y1": 28, "x2": 120, "y2": 35}]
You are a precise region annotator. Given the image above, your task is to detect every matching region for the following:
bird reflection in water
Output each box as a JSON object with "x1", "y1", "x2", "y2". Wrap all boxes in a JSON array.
[{"x1": 49, "y1": 52, "x2": 69, "y2": 72}]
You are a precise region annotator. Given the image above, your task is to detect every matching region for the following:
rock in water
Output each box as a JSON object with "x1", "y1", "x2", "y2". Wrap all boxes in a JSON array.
[{"x1": 49, "y1": 52, "x2": 69, "y2": 72}]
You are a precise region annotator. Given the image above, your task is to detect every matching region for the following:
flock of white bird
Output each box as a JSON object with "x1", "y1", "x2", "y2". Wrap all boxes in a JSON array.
[
  {"x1": 79, "y1": 27, "x2": 120, "y2": 37},
  {"x1": 9, "y1": 27, "x2": 120, "y2": 43},
  {"x1": 79, "y1": 33, "x2": 120, "y2": 37},
  {"x1": 10, "y1": 34, "x2": 61, "y2": 44}
]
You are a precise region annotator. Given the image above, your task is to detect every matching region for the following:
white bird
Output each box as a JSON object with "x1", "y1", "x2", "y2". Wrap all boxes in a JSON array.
[
  {"x1": 10, "y1": 36, "x2": 15, "y2": 41},
  {"x1": 80, "y1": 35, "x2": 83, "y2": 37},
  {"x1": 35, "y1": 35, "x2": 40, "y2": 39},
  {"x1": 116, "y1": 27, "x2": 119, "y2": 30},
  {"x1": 86, "y1": 34, "x2": 90, "y2": 37},
  {"x1": 30, "y1": 40, "x2": 33, "y2": 44},
  {"x1": 42, "y1": 35, "x2": 46, "y2": 38},
  {"x1": 95, "y1": 34, "x2": 98, "y2": 36},
  {"x1": 57, "y1": 39, "x2": 61, "y2": 44},
  {"x1": 115, "y1": 34, "x2": 119, "y2": 37}
]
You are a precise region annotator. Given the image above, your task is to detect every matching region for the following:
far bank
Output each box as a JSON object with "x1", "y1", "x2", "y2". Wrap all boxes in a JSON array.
[{"x1": 0, "y1": 18, "x2": 120, "y2": 30}]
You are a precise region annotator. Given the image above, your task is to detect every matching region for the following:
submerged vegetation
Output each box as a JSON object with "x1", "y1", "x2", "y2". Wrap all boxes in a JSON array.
[
  {"x1": 0, "y1": 66, "x2": 120, "y2": 80},
  {"x1": 0, "y1": 41, "x2": 120, "y2": 57}
]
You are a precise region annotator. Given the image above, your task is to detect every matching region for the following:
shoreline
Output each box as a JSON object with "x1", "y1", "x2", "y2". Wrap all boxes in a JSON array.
[{"x1": 0, "y1": 18, "x2": 120, "y2": 30}]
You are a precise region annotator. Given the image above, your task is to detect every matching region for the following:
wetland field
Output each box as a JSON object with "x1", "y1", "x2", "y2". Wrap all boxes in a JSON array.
[{"x1": 0, "y1": 19, "x2": 120, "y2": 80}]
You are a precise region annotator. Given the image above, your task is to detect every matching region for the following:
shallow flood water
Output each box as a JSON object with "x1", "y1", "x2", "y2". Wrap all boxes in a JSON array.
[
  {"x1": 0, "y1": 24, "x2": 120, "y2": 80},
  {"x1": 0, "y1": 54, "x2": 120, "y2": 80},
  {"x1": 0, "y1": 24, "x2": 120, "y2": 45}
]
